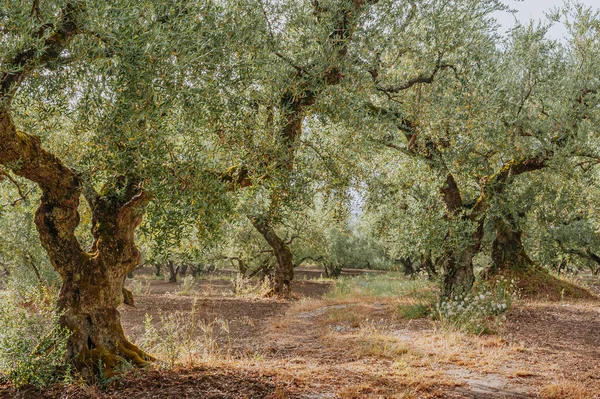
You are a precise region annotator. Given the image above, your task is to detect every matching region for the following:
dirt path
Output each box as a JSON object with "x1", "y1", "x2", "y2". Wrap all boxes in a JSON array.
[
  {"x1": 255, "y1": 301, "x2": 542, "y2": 398},
  {"x1": 2, "y1": 274, "x2": 600, "y2": 398}
]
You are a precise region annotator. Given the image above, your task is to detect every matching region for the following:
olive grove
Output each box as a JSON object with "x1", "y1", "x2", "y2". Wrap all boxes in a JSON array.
[{"x1": 1, "y1": 0, "x2": 600, "y2": 382}]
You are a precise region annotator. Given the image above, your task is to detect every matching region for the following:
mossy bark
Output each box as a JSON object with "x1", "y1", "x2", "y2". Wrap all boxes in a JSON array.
[
  {"x1": 1, "y1": 111, "x2": 153, "y2": 373},
  {"x1": 440, "y1": 247, "x2": 477, "y2": 299},
  {"x1": 486, "y1": 217, "x2": 534, "y2": 276},
  {"x1": 0, "y1": 7, "x2": 154, "y2": 374},
  {"x1": 49, "y1": 188, "x2": 154, "y2": 372},
  {"x1": 438, "y1": 173, "x2": 484, "y2": 298}
]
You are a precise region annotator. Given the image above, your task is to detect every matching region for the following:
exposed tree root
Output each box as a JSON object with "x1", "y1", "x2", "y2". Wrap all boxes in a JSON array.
[
  {"x1": 75, "y1": 340, "x2": 154, "y2": 378},
  {"x1": 483, "y1": 265, "x2": 596, "y2": 301}
]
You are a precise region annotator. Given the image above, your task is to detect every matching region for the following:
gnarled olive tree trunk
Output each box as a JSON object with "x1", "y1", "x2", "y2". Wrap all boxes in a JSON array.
[
  {"x1": 245, "y1": 0, "x2": 379, "y2": 298},
  {"x1": 1, "y1": 111, "x2": 152, "y2": 373},
  {"x1": 437, "y1": 173, "x2": 485, "y2": 298},
  {"x1": 439, "y1": 219, "x2": 484, "y2": 299},
  {"x1": 488, "y1": 216, "x2": 533, "y2": 274},
  {"x1": 251, "y1": 216, "x2": 293, "y2": 297},
  {"x1": 0, "y1": 4, "x2": 157, "y2": 374},
  {"x1": 66, "y1": 188, "x2": 152, "y2": 371}
]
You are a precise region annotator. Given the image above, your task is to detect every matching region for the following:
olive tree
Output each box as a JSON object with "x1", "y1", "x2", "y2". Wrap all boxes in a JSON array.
[{"x1": 0, "y1": 0, "x2": 255, "y2": 370}]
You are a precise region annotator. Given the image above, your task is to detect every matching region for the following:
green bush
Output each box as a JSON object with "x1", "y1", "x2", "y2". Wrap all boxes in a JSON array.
[{"x1": 0, "y1": 287, "x2": 70, "y2": 388}]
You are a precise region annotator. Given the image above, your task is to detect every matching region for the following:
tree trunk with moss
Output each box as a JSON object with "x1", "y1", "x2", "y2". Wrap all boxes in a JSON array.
[
  {"x1": 0, "y1": 4, "x2": 153, "y2": 371},
  {"x1": 251, "y1": 216, "x2": 293, "y2": 297},
  {"x1": 437, "y1": 173, "x2": 484, "y2": 298},
  {"x1": 0, "y1": 110, "x2": 153, "y2": 373},
  {"x1": 440, "y1": 245, "x2": 477, "y2": 299},
  {"x1": 487, "y1": 217, "x2": 534, "y2": 275},
  {"x1": 66, "y1": 188, "x2": 153, "y2": 371}
]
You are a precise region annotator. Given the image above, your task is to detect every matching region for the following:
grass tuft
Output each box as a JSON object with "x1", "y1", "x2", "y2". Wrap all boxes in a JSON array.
[{"x1": 326, "y1": 273, "x2": 437, "y2": 301}]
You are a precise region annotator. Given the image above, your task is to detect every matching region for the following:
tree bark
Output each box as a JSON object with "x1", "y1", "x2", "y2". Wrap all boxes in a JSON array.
[
  {"x1": 440, "y1": 247, "x2": 476, "y2": 299},
  {"x1": 166, "y1": 260, "x2": 180, "y2": 283},
  {"x1": 153, "y1": 262, "x2": 162, "y2": 277},
  {"x1": 1, "y1": 111, "x2": 153, "y2": 373},
  {"x1": 0, "y1": 5, "x2": 154, "y2": 374},
  {"x1": 250, "y1": 216, "x2": 293, "y2": 297},
  {"x1": 488, "y1": 216, "x2": 534, "y2": 274},
  {"x1": 399, "y1": 257, "x2": 415, "y2": 276},
  {"x1": 64, "y1": 183, "x2": 154, "y2": 373},
  {"x1": 436, "y1": 173, "x2": 484, "y2": 298},
  {"x1": 179, "y1": 264, "x2": 188, "y2": 277},
  {"x1": 420, "y1": 254, "x2": 437, "y2": 281}
]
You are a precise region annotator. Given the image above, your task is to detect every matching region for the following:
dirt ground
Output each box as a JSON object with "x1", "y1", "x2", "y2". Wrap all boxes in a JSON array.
[{"x1": 1, "y1": 268, "x2": 599, "y2": 399}]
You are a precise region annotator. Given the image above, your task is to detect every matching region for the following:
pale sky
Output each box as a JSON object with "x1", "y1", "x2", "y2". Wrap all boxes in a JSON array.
[{"x1": 494, "y1": 0, "x2": 600, "y2": 39}]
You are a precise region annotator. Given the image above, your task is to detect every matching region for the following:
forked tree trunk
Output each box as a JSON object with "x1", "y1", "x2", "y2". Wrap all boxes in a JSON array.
[
  {"x1": 0, "y1": 9, "x2": 153, "y2": 375},
  {"x1": 251, "y1": 216, "x2": 293, "y2": 297},
  {"x1": 420, "y1": 255, "x2": 437, "y2": 281},
  {"x1": 437, "y1": 173, "x2": 484, "y2": 298},
  {"x1": 166, "y1": 260, "x2": 180, "y2": 283},
  {"x1": 57, "y1": 187, "x2": 154, "y2": 373},
  {"x1": 1, "y1": 110, "x2": 153, "y2": 374}
]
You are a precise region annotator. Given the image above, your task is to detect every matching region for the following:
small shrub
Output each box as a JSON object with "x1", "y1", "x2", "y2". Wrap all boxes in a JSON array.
[
  {"x1": 0, "y1": 287, "x2": 71, "y2": 388},
  {"x1": 136, "y1": 313, "x2": 191, "y2": 368},
  {"x1": 177, "y1": 276, "x2": 196, "y2": 296},
  {"x1": 435, "y1": 277, "x2": 516, "y2": 334},
  {"x1": 397, "y1": 302, "x2": 431, "y2": 319},
  {"x1": 128, "y1": 279, "x2": 143, "y2": 296},
  {"x1": 136, "y1": 300, "x2": 231, "y2": 367}
]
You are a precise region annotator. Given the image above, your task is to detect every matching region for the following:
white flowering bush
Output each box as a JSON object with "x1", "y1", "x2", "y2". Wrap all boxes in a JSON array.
[{"x1": 436, "y1": 277, "x2": 517, "y2": 334}]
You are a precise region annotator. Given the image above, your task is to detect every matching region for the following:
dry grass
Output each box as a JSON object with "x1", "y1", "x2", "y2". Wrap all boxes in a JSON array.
[
  {"x1": 513, "y1": 369, "x2": 536, "y2": 377},
  {"x1": 9, "y1": 272, "x2": 598, "y2": 398},
  {"x1": 322, "y1": 305, "x2": 373, "y2": 327},
  {"x1": 287, "y1": 297, "x2": 328, "y2": 314},
  {"x1": 539, "y1": 379, "x2": 598, "y2": 399}
]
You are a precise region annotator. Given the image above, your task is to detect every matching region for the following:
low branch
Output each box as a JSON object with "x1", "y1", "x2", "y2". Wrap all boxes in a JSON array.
[
  {"x1": 294, "y1": 255, "x2": 324, "y2": 267},
  {"x1": 0, "y1": 170, "x2": 30, "y2": 206},
  {"x1": 376, "y1": 62, "x2": 455, "y2": 94},
  {"x1": 469, "y1": 156, "x2": 548, "y2": 218},
  {"x1": 1, "y1": 1, "x2": 82, "y2": 99}
]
